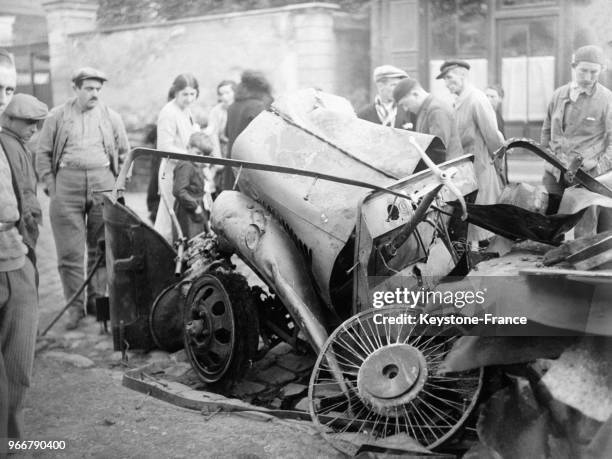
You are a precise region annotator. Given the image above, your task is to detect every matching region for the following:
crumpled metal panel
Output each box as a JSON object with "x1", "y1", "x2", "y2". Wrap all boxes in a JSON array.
[
  {"x1": 438, "y1": 336, "x2": 574, "y2": 374},
  {"x1": 103, "y1": 194, "x2": 177, "y2": 351},
  {"x1": 541, "y1": 338, "x2": 612, "y2": 422},
  {"x1": 476, "y1": 375, "x2": 552, "y2": 459},
  {"x1": 429, "y1": 252, "x2": 612, "y2": 336},
  {"x1": 465, "y1": 364, "x2": 612, "y2": 459},
  {"x1": 231, "y1": 91, "x2": 460, "y2": 305},
  {"x1": 232, "y1": 109, "x2": 432, "y2": 243},
  {"x1": 559, "y1": 171, "x2": 612, "y2": 214},
  {"x1": 211, "y1": 191, "x2": 330, "y2": 352}
]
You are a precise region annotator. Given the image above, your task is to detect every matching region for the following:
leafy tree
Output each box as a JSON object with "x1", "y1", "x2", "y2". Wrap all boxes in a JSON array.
[{"x1": 98, "y1": 0, "x2": 369, "y2": 26}]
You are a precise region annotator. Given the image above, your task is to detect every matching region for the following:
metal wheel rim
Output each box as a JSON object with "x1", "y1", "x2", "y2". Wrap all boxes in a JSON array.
[
  {"x1": 184, "y1": 275, "x2": 237, "y2": 382},
  {"x1": 308, "y1": 307, "x2": 483, "y2": 455}
]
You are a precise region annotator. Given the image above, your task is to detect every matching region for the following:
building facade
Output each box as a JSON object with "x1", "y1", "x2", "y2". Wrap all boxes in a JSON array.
[
  {"x1": 0, "y1": 0, "x2": 51, "y2": 106},
  {"x1": 371, "y1": 0, "x2": 612, "y2": 139}
]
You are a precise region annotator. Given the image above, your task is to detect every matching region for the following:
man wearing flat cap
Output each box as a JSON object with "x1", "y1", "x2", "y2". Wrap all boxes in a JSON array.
[
  {"x1": 438, "y1": 59, "x2": 504, "y2": 245},
  {"x1": 0, "y1": 93, "x2": 48, "y2": 257},
  {"x1": 541, "y1": 45, "x2": 612, "y2": 233},
  {"x1": 0, "y1": 47, "x2": 39, "y2": 447},
  {"x1": 36, "y1": 67, "x2": 130, "y2": 329},
  {"x1": 393, "y1": 77, "x2": 463, "y2": 162},
  {"x1": 358, "y1": 65, "x2": 412, "y2": 128}
]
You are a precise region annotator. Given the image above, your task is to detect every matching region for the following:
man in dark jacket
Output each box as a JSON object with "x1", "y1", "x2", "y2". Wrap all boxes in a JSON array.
[
  {"x1": 226, "y1": 70, "x2": 273, "y2": 155},
  {"x1": 358, "y1": 65, "x2": 413, "y2": 129},
  {"x1": 0, "y1": 47, "x2": 39, "y2": 449},
  {"x1": 0, "y1": 93, "x2": 48, "y2": 259},
  {"x1": 224, "y1": 70, "x2": 273, "y2": 189},
  {"x1": 392, "y1": 77, "x2": 463, "y2": 162}
]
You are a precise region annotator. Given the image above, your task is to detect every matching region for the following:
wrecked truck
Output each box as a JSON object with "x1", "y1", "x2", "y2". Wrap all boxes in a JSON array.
[{"x1": 103, "y1": 89, "x2": 612, "y2": 455}]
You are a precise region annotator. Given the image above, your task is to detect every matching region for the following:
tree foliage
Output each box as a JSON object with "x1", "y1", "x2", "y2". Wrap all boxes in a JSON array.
[{"x1": 98, "y1": 0, "x2": 369, "y2": 26}]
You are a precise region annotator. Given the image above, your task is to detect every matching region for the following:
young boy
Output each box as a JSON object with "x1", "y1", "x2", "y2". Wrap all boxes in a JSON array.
[{"x1": 172, "y1": 132, "x2": 216, "y2": 239}]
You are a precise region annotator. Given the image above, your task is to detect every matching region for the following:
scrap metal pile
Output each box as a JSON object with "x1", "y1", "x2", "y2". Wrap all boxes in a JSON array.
[{"x1": 104, "y1": 90, "x2": 612, "y2": 457}]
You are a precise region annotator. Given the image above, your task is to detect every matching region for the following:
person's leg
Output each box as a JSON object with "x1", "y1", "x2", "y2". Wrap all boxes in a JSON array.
[
  {"x1": 0, "y1": 260, "x2": 38, "y2": 441},
  {"x1": 0, "y1": 271, "x2": 10, "y2": 444},
  {"x1": 84, "y1": 168, "x2": 116, "y2": 310},
  {"x1": 154, "y1": 158, "x2": 176, "y2": 244},
  {"x1": 146, "y1": 156, "x2": 161, "y2": 223},
  {"x1": 50, "y1": 168, "x2": 87, "y2": 321}
]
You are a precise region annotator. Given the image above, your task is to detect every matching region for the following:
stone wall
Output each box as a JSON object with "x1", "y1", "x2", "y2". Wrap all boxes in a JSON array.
[{"x1": 43, "y1": 2, "x2": 369, "y2": 131}]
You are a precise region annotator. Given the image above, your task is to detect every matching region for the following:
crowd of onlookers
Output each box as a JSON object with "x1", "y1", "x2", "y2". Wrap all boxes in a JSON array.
[
  {"x1": 2, "y1": 42, "x2": 612, "y2": 450},
  {"x1": 147, "y1": 71, "x2": 273, "y2": 244},
  {"x1": 364, "y1": 45, "x2": 612, "y2": 246}
]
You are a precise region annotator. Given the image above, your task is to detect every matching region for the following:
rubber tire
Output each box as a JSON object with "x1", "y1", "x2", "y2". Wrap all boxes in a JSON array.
[{"x1": 183, "y1": 270, "x2": 259, "y2": 390}]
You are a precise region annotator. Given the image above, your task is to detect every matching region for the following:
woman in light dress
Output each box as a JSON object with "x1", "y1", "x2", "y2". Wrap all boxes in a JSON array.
[{"x1": 154, "y1": 74, "x2": 201, "y2": 243}]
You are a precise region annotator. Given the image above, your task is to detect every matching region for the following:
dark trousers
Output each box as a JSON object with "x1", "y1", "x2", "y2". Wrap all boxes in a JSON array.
[
  {"x1": 49, "y1": 167, "x2": 115, "y2": 315},
  {"x1": 0, "y1": 258, "x2": 38, "y2": 444}
]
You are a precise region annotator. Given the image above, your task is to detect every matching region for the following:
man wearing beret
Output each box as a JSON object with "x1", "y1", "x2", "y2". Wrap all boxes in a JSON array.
[
  {"x1": 392, "y1": 77, "x2": 463, "y2": 162},
  {"x1": 36, "y1": 67, "x2": 130, "y2": 329},
  {"x1": 439, "y1": 59, "x2": 504, "y2": 245},
  {"x1": 541, "y1": 45, "x2": 612, "y2": 233},
  {"x1": 0, "y1": 48, "x2": 39, "y2": 449},
  {"x1": 0, "y1": 93, "x2": 48, "y2": 259},
  {"x1": 358, "y1": 65, "x2": 413, "y2": 128}
]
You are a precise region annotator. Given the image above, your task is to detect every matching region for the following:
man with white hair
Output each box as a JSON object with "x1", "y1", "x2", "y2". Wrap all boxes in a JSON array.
[
  {"x1": 438, "y1": 59, "x2": 503, "y2": 246},
  {"x1": 358, "y1": 65, "x2": 412, "y2": 128}
]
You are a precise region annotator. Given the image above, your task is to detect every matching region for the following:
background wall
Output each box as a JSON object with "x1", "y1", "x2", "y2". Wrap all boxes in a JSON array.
[{"x1": 47, "y1": 2, "x2": 369, "y2": 131}]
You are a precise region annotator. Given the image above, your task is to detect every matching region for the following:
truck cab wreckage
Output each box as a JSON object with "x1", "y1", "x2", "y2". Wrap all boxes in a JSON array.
[{"x1": 103, "y1": 90, "x2": 612, "y2": 456}]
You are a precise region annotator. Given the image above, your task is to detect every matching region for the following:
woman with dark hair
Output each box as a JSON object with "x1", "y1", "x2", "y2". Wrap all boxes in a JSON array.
[
  {"x1": 154, "y1": 73, "x2": 201, "y2": 243},
  {"x1": 223, "y1": 70, "x2": 273, "y2": 190}
]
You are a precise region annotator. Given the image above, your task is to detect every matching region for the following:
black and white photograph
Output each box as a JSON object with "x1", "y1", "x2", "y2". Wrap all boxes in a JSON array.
[{"x1": 1, "y1": 0, "x2": 611, "y2": 457}]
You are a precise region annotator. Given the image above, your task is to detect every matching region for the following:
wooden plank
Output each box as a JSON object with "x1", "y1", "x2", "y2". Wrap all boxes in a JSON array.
[
  {"x1": 573, "y1": 249, "x2": 612, "y2": 271},
  {"x1": 544, "y1": 230, "x2": 612, "y2": 268},
  {"x1": 567, "y1": 233, "x2": 612, "y2": 263},
  {"x1": 122, "y1": 362, "x2": 314, "y2": 422}
]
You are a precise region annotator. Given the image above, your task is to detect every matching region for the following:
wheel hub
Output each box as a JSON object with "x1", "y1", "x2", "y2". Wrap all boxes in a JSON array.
[
  {"x1": 183, "y1": 276, "x2": 236, "y2": 382},
  {"x1": 356, "y1": 343, "x2": 427, "y2": 416},
  {"x1": 185, "y1": 317, "x2": 211, "y2": 348}
]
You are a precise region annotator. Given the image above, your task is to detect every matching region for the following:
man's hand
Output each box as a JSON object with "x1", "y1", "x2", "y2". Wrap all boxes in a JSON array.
[{"x1": 564, "y1": 155, "x2": 583, "y2": 183}]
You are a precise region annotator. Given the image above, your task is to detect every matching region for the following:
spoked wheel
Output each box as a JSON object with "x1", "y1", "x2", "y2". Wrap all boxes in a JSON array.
[
  {"x1": 183, "y1": 271, "x2": 259, "y2": 387},
  {"x1": 309, "y1": 307, "x2": 482, "y2": 455}
]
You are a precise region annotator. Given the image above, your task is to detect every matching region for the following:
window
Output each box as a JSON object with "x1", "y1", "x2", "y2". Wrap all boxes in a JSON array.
[
  {"x1": 430, "y1": 0, "x2": 488, "y2": 58},
  {"x1": 428, "y1": 1, "x2": 489, "y2": 101},
  {"x1": 498, "y1": 17, "x2": 557, "y2": 121}
]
